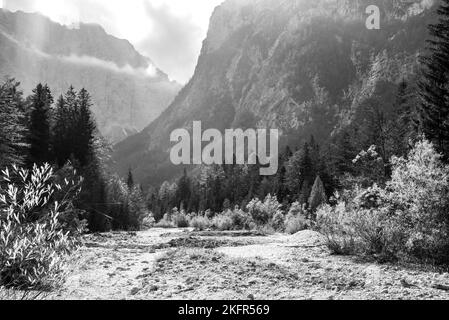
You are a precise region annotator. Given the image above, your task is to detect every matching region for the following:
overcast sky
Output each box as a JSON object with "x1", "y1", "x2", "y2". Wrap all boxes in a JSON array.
[{"x1": 0, "y1": 0, "x2": 223, "y2": 83}]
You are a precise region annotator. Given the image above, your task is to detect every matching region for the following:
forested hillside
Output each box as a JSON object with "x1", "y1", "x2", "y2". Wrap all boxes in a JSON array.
[{"x1": 113, "y1": 0, "x2": 435, "y2": 186}]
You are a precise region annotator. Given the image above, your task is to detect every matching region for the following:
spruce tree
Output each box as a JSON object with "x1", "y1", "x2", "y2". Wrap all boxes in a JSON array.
[
  {"x1": 52, "y1": 95, "x2": 70, "y2": 167},
  {"x1": 286, "y1": 143, "x2": 315, "y2": 201},
  {"x1": 176, "y1": 168, "x2": 191, "y2": 209},
  {"x1": 0, "y1": 78, "x2": 28, "y2": 167},
  {"x1": 418, "y1": 0, "x2": 449, "y2": 158},
  {"x1": 127, "y1": 169, "x2": 134, "y2": 190},
  {"x1": 28, "y1": 83, "x2": 53, "y2": 165},
  {"x1": 388, "y1": 79, "x2": 419, "y2": 158},
  {"x1": 308, "y1": 176, "x2": 327, "y2": 213},
  {"x1": 75, "y1": 88, "x2": 96, "y2": 166}
]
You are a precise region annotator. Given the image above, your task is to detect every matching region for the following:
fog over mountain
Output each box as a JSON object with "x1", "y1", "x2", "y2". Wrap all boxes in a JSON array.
[
  {"x1": 0, "y1": 9, "x2": 181, "y2": 142},
  {"x1": 112, "y1": 0, "x2": 437, "y2": 187}
]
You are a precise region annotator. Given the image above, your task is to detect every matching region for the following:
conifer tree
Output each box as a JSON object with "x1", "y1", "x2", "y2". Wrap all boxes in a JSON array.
[
  {"x1": 127, "y1": 169, "x2": 134, "y2": 190},
  {"x1": 286, "y1": 143, "x2": 315, "y2": 200},
  {"x1": 75, "y1": 88, "x2": 96, "y2": 166},
  {"x1": 28, "y1": 83, "x2": 53, "y2": 165},
  {"x1": 308, "y1": 176, "x2": 327, "y2": 213},
  {"x1": 176, "y1": 168, "x2": 191, "y2": 209},
  {"x1": 0, "y1": 78, "x2": 28, "y2": 167},
  {"x1": 52, "y1": 95, "x2": 70, "y2": 167},
  {"x1": 418, "y1": 0, "x2": 449, "y2": 158}
]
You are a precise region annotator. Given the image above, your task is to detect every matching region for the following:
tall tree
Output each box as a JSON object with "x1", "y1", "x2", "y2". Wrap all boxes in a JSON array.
[
  {"x1": 127, "y1": 169, "x2": 134, "y2": 190},
  {"x1": 418, "y1": 0, "x2": 449, "y2": 158},
  {"x1": 28, "y1": 83, "x2": 54, "y2": 165},
  {"x1": 75, "y1": 88, "x2": 96, "y2": 166},
  {"x1": 176, "y1": 168, "x2": 191, "y2": 209},
  {"x1": 52, "y1": 95, "x2": 71, "y2": 167},
  {"x1": 286, "y1": 143, "x2": 315, "y2": 202},
  {"x1": 308, "y1": 176, "x2": 327, "y2": 213},
  {"x1": 0, "y1": 78, "x2": 28, "y2": 167},
  {"x1": 387, "y1": 79, "x2": 419, "y2": 159}
]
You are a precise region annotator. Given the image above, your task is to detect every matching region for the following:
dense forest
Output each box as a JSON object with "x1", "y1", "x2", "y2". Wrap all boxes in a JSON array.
[{"x1": 0, "y1": 80, "x2": 149, "y2": 233}]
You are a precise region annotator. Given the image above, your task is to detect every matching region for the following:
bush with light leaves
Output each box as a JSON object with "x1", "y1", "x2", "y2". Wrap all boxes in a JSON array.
[{"x1": 0, "y1": 164, "x2": 82, "y2": 290}]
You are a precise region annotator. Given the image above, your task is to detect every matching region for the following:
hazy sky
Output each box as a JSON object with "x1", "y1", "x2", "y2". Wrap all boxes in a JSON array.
[{"x1": 0, "y1": 0, "x2": 224, "y2": 83}]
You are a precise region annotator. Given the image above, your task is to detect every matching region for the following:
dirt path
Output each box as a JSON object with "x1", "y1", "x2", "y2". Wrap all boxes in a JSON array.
[{"x1": 54, "y1": 228, "x2": 449, "y2": 300}]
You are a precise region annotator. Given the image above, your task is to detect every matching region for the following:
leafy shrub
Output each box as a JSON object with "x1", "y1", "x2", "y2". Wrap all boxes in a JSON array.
[
  {"x1": 284, "y1": 202, "x2": 310, "y2": 235},
  {"x1": 316, "y1": 201, "x2": 357, "y2": 255},
  {"x1": 189, "y1": 215, "x2": 211, "y2": 231},
  {"x1": 212, "y1": 214, "x2": 234, "y2": 231},
  {"x1": 173, "y1": 211, "x2": 190, "y2": 228},
  {"x1": 387, "y1": 140, "x2": 449, "y2": 262},
  {"x1": 318, "y1": 140, "x2": 449, "y2": 263},
  {"x1": 154, "y1": 213, "x2": 174, "y2": 228},
  {"x1": 271, "y1": 212, "x2": 285, "y2": 232},
  {"x1": 0, "y1": 164, "x2": 81, "y2": 290},
  {"x1": 228, "y1": 207, "x2": 254, "y2": 230},
  {"x1": 142, "y1": 214, "x2": 155, "y2": 229},
  {"x1": 285, "y1": 216, "x2": 309, "y2": 235},
  {"x1": 246, "y1": 194, "x2": 283, "y2": 225}
]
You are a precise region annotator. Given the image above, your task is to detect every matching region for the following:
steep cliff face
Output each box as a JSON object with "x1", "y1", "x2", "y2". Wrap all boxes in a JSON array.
[
  {"x1": 113, "y1": 0, "x2": 437, "y2": 187},
  {"x1": 0, "y1": 9, "x2": 181, "y2": 142}
]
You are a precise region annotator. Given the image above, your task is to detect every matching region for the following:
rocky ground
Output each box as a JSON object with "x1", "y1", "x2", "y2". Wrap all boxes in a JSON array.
[{"x1": 45, "y1": 228, "x2": 449, "y2": 300}]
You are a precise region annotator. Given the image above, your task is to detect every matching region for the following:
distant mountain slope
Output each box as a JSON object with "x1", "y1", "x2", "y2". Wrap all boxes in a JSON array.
[
  {"x1": 113, "y1": 0, "x2": 437, "y2": 187},
  {"x1": 0, "y1": 9, "x2": 181, "y2": 142}
]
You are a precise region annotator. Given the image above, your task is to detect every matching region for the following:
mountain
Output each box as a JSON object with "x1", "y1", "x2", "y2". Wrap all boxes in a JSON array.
[
  {"x1": 112, "y1": 0, "x2": 437, "y2": 187},
  {"x1": 0, "y1": 9, "x2": 181, "y2": 142}
]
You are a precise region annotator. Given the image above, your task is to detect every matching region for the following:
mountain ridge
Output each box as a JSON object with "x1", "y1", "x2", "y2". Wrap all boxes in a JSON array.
[
  {"x1": 111, "y1": 0, "x2": 436, "y2": 187},
  {"x1": 0, "y1": 8, "x2": 181, "y2": 142}
]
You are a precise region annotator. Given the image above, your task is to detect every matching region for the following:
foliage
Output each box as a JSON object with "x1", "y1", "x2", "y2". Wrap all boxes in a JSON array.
[
  {"x1": 211, "y1": 214, "x2": 234, "y2": 231},
  {"x1": 246, "y1": 194, "x2": 283, "y2": 225},
  {"x1": 27, "y1": 84, "x2": 54, "y2": 165},
  {"x1": 318, "y1": 140, "x2": 449, "y2": 263},
  {"x1": 418, "y1": 0, "x2": 449, "y2": 158},
  {"x1": 0, "y1": 164, "x2": 81, "y2": 290},
  {"x1": 228, "y1": 207, "x2": 254, "y2": 230},
  {"x1": 316, "y1": 201, "x2": 358, "y2": 255},
  {"x1": 352, "y1": 146, "x2": 386, "y2": 187},
  {"x1": 173, "y1": 210, "x2": 190, "y2": 228},
  {"x1": 190, "y1": 215, "x2": 211, "y2": 231},
  {"x1": 284, "y1": 202, "x2": 310, "y2": 235},
  {"x1": 271, "y1": 212, "x2": 285, "y2": 232},
  {"x1": 154, "y1": 213, "x2": 175, "y2": 228},
  {"x1": 0, "y1": 78, "x2": 28, "y2": 167},
  {"x1": 308, "y1": 176, "x2": 328, "y2": 214}
]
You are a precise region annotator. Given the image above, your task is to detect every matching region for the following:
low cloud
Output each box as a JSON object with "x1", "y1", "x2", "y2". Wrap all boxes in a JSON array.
[
  {"x1": 58, "y1": 54, "x2": 158, "y2": 78},
  {"x1": 1, "y1": 28, "x2": 158, "y2": 78},
  {"x1": 2, "y1": 0, "x2": 223, "y2": 84}
]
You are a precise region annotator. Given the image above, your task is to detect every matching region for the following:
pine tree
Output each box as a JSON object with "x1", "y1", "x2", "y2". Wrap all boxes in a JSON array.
[
  {"x1": 52, "y1": 95, "x2": 69, "y2": 166},
  {"x1": 388, "y1": 79, "x2": 419, "y2": 159},
  {"x1": 331, "y1": 129, "x2": 357, "y2": 176},
  {"x1": 308, "y1": 176, "x2": 327, "y2": 213},
  {"x1": 176, "y1": 168, "x2": 191, "y2": 209},
  {"x1": 127, "y1": 168, "x2": 134, "y2": 190},
  {"x1": 52, "y1": 87, "x2": 97, "y2": 168},
  {"x1": 418, "y1": 0, "x2": 449, "y2": 158},
  {"x1": 28, "y1": 83, "x2": 53, "y2": 165},
  {"x1": 0, "y1": 78, "x2": 28, "y2": 167},
  {"x1": 286, "y1": 143, "x2": 315, "y2": 201},
  {"x1": 75, "y1": 88, "x2": 96, "y2": 166}
]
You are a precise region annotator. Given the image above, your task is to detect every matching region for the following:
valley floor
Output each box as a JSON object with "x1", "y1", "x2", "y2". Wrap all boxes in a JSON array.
[{"x1": 51, "y1": 228, "x2": 449, "y2": 300}]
